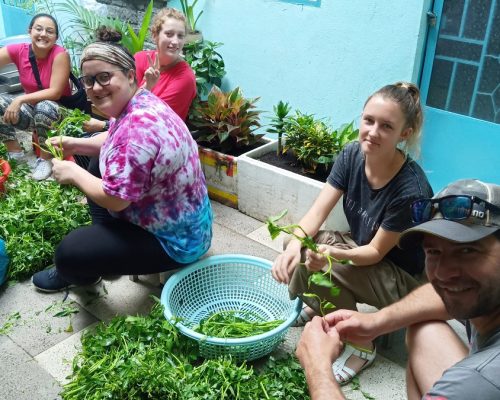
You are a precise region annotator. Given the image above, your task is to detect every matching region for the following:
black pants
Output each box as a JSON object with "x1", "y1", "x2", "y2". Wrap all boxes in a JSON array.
[{"x1": 55, "y1": 157, "x2": 185, "y2": 284}]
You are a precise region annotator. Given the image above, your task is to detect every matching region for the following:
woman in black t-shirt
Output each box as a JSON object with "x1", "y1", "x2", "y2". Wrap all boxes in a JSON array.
[{"x1": 272, "y1": 82, "x2": 433, "y2": 385}]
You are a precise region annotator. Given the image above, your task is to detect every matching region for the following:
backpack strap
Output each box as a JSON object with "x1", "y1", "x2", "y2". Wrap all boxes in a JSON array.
[
  {"x1": 28, "y1": 44, "x2": 44, "y2": 91},
  {"x1": 28, "y1": 45, "x2": 81, "y2": 92}
]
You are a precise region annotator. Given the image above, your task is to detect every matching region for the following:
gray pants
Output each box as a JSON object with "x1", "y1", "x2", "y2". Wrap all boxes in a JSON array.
[
  {"x1": 0, "y1": 94, "x2": 61, "y2": 142},
  {"x1": 288, "y1": 230, "x2": 423, "y2": 314}
]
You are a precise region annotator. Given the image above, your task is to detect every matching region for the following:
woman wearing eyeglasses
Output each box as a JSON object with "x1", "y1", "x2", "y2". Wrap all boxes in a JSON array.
[
  {"x1": 31, "y1": 27, "x2": 212, "y2": 292},
  {"x1": 83, "y1": 7, "x2": 196, "y2": 134},
  {"x1": 272, "y1": 82, "x2": 433, "y2": 384},
  {"x1": 0, "y1": 13, "x2": 72, "y2": 180}
]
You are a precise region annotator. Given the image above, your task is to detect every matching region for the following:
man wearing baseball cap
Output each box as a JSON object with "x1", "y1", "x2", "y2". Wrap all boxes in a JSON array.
[{"x1": 296, "y1": 179, "x2": 500, "y2": 399}]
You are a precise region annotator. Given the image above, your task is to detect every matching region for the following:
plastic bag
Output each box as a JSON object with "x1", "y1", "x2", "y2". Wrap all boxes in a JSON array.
[{"x1": 0, "y1": 238, "x2": 9, "y2": 285}]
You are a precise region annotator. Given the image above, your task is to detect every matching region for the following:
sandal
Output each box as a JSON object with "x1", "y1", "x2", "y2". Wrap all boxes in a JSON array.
[
  {"x1": 292, "y1": 305, "x2": 315, "y2": 327},
  {"x1": 332, "y1": 343, "x2": 376, "y2": 385}
]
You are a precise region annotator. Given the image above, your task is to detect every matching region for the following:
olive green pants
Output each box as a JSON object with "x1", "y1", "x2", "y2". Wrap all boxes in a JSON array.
[{"x1": 288, "y1": 231, "x2": 423, "y2": 314}]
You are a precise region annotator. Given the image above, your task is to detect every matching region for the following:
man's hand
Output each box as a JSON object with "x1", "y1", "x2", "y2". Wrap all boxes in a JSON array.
[
  {"x1": 271, "y1": 240, "x2": 302, "y2": 284},
  {"x1": 144, "y1": 52, "x2": 160, "y2": 90},
  {"x1": 297, "y1": 317, "x2": 346, "y2": 400},
  {"x1": 3, "y1": 98, "x2": 22, "y2": 125},
  {"x1": 325, "y1": 309, "x2": 383, "y2": 344},
  {"x1": 297, "y1": 316, "x2": 343, "y2": 367}
]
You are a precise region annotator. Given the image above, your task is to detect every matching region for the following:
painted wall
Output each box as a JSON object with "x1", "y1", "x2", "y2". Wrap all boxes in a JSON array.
[{"x1": 170, "y1": 0, "x2": 432, "y2": 127}]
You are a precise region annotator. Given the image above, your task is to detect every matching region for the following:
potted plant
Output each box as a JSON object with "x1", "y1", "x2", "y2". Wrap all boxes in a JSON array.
[
  {"x1": 180, "y1": 0, "x2": 203, "y2": 43},
  {"x1": 188, "y1": 86, "x2": 267, "y2": 208},
  {"x1": 183, "y1": 40, "x2": 226, "y2": 98},
  {"x1": 283, "y1": 111, "x2": 358, "y2": 176},
  {"x1": 266, "y1": 100, "x2": 291, "y2": 156},
  {"x1": 238, "y1": 108, "x2": 358, "y2": 229}
]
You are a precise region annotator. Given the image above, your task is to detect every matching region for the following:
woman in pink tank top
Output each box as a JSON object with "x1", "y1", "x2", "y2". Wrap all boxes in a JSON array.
[{"x1": 0, "y1": 13, "x2": 72, "y2": 180}]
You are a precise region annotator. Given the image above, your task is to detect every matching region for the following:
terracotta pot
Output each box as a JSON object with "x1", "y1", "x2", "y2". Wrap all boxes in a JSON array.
[
  {"x1": 0, "y1": 159, "x2": 12, "y2": 193},
  {"x1": 185, "y1": 31, "x2": 203, "y2": 44}
]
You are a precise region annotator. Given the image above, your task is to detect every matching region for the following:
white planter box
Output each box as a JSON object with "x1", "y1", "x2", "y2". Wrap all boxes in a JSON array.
[
  {"x1": 198, "y1": 138, "x2": 272, "y2": 209},
  {"x1": 238, "y1": 140, "x2": 349, "y2": 230}
]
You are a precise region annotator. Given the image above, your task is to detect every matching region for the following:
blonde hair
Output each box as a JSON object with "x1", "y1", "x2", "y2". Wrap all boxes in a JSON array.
[
  {"x1": 365, "y1": 82, "x2": 423, "y2": 158},
  {"x1": 150, "y1": 8, "x2": 187, "y2": 39}
]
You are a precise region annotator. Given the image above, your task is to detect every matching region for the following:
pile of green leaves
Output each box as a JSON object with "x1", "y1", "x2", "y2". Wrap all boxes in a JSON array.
[
  {"x1": 62, "y1": 299, "x2": 309, "y2": 400},
  {"x1": 283, "y1": 111, "x2": 358, "y2": 174},
  {"x1": 0, "y1": 167, "x2": 90, "y2": 281},
  {"x1": 48, "y1": 108, "x2": 91, "y2": 139},
  {"x1": 195, "y1": 310, "x2": 284, "y2": 338}
]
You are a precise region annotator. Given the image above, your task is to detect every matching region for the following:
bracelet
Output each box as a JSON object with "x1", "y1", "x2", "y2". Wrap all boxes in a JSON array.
[{"x1": 103, "y1": 120, "x2": 110, "y2": 131}]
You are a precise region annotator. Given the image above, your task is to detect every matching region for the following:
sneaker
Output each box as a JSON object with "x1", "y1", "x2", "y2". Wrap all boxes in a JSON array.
[
  {"x1": 7, "y1": 151, "x2": 25, "y2": 161},
  {"x1": 32, "y1": 158, "x2": 53, "y2": 181},
  {"x1": 32, "y1": 267, "x2": 101, "y2": 293}
]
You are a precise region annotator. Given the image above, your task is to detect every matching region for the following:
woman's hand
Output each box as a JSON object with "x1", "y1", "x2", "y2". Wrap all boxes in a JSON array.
[
  {"x1": 51, "y1": 158, "x2": 79, "y2": 185},
  {"x1": 3, "y1": 98, "x2": 22, "y2": 125},
  {"x1": 46, "y1": 136, "x2": 76, "y2": 157},
  {"x1": 272, "y1": 240, "x2": 302, "y2": 284},
  {"x1": 144, "y1": 53, "x2": 160, "y2": 90},
  {"x1": 305, "y1": 244, "x2": 344, "y2": 272},
  {"x1": 83, "y1": 118, "x2": 107, "y2": 133}
]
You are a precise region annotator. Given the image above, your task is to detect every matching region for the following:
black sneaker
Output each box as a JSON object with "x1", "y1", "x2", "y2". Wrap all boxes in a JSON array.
[{"x1": 32, "y1": 267, "x2": 101, "y2": 293}]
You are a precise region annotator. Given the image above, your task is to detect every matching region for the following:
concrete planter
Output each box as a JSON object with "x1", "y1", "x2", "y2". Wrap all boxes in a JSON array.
[
  {"x1": 198, "y1": 138, "x2": 271, "y2": 209},
  {"x1": 237, "y1": 140, "x2": 349, "y2": 230}
]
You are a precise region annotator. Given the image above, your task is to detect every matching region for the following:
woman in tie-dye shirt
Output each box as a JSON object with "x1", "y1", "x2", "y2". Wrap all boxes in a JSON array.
[{"x1": 32, "y1": 27, "x2": 212, "y2": 292}]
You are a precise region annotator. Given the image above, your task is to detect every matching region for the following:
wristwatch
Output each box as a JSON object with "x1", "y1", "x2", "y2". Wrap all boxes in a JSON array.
[{"x1": 103, "y1": 120, "x2": 110, "y2": 131}]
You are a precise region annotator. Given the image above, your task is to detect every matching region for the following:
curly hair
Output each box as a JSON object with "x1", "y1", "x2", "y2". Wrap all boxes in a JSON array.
[{"x1": 150, "y1": 8, "x2": 187, "y2": 39}]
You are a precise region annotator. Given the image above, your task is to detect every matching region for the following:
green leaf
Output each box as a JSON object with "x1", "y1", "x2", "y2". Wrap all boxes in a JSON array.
[{"x1": 308, "y1": 272, "x2": 333, "y2": 288}]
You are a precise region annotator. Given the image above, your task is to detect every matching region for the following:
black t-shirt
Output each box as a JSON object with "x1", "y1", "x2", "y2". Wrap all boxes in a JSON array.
[{"x1": 327, "y1": 142, "x2": 433, "y2": 275}]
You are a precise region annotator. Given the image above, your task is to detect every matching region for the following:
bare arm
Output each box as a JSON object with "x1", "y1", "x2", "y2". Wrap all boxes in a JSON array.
[
  {"x1": 327, "y1": 283, "x2": 450, "y2": 343},
  {"x1": 0, "y1": 47, "x2": 12, "y2": 68},
  {"x1": 296, "y1": 317, "x2": 346, "y2": 400},
  {"x1": 308, "y1": 226, "x2": 400, "y2": 268},
  {"x1": 271, "y1": 183, "x2": 343, "y2": 283}
]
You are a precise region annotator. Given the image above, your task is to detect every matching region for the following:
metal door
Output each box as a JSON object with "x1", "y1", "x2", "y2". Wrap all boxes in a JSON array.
[{"x1": 420, "y1": 0, "x2": 499, "y2": 191}]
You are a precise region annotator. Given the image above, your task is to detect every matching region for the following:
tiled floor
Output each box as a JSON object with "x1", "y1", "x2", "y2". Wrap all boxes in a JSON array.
[
  {"x1": 0, "y1": 134, "x2": 462, "y2": 399},
  {"x1": 0, "y1": 199, "x2": 414, "y2": 400}
]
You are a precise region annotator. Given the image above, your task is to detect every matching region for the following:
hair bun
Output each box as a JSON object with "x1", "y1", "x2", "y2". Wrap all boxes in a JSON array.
[{"x1": 95, "y1": 26, "x2": 122, "y2": 43}]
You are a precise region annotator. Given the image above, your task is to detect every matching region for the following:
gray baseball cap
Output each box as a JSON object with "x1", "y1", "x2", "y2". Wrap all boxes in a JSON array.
[{"x1": 399, "y1": 179, "x2": 500, "y2": 249}]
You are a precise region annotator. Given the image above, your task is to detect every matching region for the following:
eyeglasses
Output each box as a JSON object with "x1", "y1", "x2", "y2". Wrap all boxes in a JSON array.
[
  {"x1": 79, "y1": 70, "x2": 125, "y2": 90},
  {"x1": 411, "y1": 195, "x2": 500, "y2": 224},
  {"x1": 31, "y1": 25, "x2": 57, "y2": 37}
]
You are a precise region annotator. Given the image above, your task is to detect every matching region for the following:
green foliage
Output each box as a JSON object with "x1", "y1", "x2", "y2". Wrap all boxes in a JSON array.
[
  {"x1": 189, "y1": 86, "x2": 264, "y2": 153},
  {"x1": 180, "y1": 0, "x2": 203, "y2": 33},
  {"x1": 0, "y1": 143, "x2": 7, "y2": 161},
  {"x1": 183, "y1": 41, "x2": 226, "y2": 97},
  {"x1": 0, "y1": 167, "x2": 90, "y2": 281},
  {"x1": 266, "y1": 210, "x2": 343, "y2": 316},
  {"x1": 47, "y1": 108, "x2": 91, "y2": 139},
  {"x1": 121, "y1": 0, "x2": 154, "y2": 55},
  {"x1": 266, "y1": 100, "x2": 292, "y2": 156},
  {"x1": 283, "y1": 111, "x2": 358, "y2": 174},
  {"x1": 61, "y1": 298, "x2": 310, "y2": 400},
  {"x1": 194, "y1": 310, "x2": 284, "y2": 338}
]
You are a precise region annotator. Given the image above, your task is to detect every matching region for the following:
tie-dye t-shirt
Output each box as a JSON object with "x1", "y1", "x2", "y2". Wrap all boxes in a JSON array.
[{"x1": 99, "y1": 89, "x2": 212, "y2": 263}]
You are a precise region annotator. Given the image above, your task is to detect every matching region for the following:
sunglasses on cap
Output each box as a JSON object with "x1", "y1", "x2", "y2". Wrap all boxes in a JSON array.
[{"x1": 411, "y1": 195, "x2": 500, "y2": 224}]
